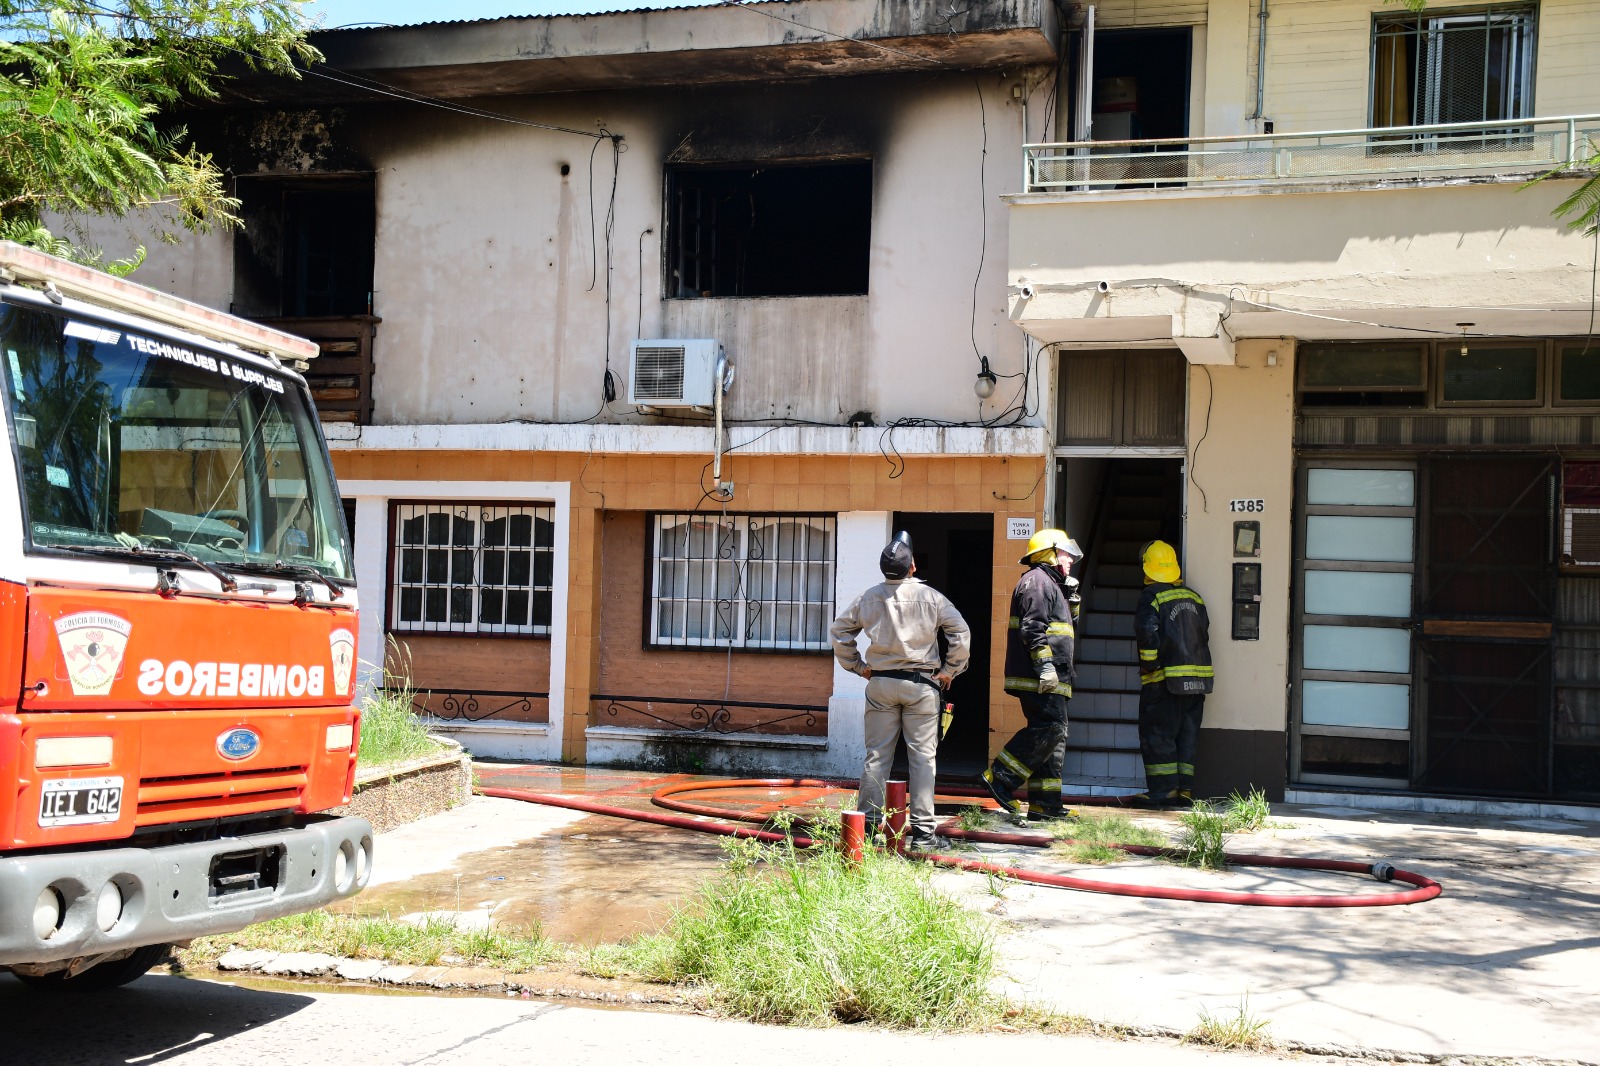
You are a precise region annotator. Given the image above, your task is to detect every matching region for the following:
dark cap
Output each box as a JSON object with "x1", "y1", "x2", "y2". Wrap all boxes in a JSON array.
[{"x1": 880, "y1": 530, "x2": 914, "y2": 578}]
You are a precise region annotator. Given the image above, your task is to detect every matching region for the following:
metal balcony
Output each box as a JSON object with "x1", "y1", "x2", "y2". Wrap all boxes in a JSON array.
[{"x1": 1023, "y1": 114, "x2": 1600, "y2": 195}]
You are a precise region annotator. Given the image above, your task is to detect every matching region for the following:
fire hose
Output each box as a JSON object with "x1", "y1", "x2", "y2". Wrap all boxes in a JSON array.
[{"x1": 479, "y1": 777, "x2": 1441, "y2": 908}]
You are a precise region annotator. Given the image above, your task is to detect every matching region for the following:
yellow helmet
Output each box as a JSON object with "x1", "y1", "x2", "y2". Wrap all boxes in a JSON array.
[
  {"x1": 1141, "y1": 540, "x2": 1181, "y2": 583},
  {"x1": 1020, "y1": 528, "x2": 1083, "y2": 566}
]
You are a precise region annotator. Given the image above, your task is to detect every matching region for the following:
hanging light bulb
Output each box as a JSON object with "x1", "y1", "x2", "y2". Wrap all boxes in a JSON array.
[
  {"x1": 1457, "y1": 322, "x2": 1475, "y2": 357},
  {"x1": 974, "y1": 356, "x2": 998, "y2": 400}
]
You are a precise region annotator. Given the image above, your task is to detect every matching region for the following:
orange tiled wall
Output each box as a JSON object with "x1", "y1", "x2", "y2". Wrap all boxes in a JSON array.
[{"x1": 333, "y1": 449, "x2": 1047, "y2": 761}]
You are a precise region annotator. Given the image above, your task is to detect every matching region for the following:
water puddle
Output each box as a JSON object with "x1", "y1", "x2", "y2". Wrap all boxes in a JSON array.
[{"x1": 334, "y1": 814, "x2": 729, "y2": 944}]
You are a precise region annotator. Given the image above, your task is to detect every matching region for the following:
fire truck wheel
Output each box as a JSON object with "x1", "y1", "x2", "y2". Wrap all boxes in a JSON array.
[{"x1": 12, "y1": 944, "x2": 171, "y2": 992}]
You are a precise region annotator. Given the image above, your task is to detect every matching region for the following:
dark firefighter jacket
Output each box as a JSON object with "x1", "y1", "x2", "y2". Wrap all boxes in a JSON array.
[
  {"x1": 1135, "y1": 582, "x2": 1214, "y2": 695},
  {"x1": 1004, "y1": 562, "x2": 1077, "y2": 695}
]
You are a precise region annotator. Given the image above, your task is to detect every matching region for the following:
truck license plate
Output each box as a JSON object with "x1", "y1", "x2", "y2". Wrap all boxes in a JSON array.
[{"x1": 39, "y1": 776, "x2": 124, "y2": 827}]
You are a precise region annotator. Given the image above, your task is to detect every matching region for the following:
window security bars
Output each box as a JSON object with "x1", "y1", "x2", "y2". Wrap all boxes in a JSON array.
[
  {"x1": 391, "y1": 503, "x2": 555, "y2": 635},
  {"x1": 1372, "y1": 6, "x2": 1535, "y2": 130},
  {"x1": 650, "y1": 513, "x2": 836, "y2": 650}
]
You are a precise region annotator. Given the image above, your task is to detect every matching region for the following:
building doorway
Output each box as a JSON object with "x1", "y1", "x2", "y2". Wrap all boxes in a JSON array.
[
  {"x1": 891, "y1": 512, "x2": 993, "y2": 776},
  {"x1": 1054, "y1": 457, "x2": 1185, "y2": 791}
]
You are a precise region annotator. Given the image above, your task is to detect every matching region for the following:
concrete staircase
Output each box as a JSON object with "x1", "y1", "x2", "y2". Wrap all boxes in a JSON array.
[{"x1": 1063, "y1": 462, "x2": 1180, "y2": 796}]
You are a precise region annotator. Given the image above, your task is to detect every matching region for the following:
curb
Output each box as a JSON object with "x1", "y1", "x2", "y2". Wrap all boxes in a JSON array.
[
  {"x1": 211, "y1": 948, "x2": 697, "y2": 1009},
  {"x1": 204, "y1": 949, "x2": 1596, "y2": 1066}
]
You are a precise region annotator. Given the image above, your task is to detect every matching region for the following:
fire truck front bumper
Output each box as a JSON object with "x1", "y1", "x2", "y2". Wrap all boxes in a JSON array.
[{"x1": 0, "y1": 815, "x2": 373, "y2": 967}]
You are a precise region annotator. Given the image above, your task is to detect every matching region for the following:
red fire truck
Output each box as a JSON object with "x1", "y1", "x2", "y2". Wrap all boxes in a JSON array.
[{"x1": 0, "y1": 242, "x2": 371, "y2": 989}]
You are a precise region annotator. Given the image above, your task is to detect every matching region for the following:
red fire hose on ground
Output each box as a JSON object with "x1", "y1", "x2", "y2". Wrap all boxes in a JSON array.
[{"x1": 479, "y1": 777, "x2": 1442, "y2": 908}]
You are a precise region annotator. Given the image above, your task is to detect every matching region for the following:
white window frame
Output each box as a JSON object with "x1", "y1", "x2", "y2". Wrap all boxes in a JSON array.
[
  {"x1": 649, "y1": 512, "x2": 836, "y2": 651},
  {"x1": 390, "y1": 501, "x2": 555, "y2": 636}
]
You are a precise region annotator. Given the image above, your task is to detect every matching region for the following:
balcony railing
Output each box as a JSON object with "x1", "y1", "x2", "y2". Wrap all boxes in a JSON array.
[{"x1": 1023, "y1": 114, "x2": 1600, "y2": 195}]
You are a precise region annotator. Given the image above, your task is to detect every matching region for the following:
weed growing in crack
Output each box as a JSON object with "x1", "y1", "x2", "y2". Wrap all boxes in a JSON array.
[{"x1": 1185, "y1": 995, "x2": 1274, "y2": 1050}]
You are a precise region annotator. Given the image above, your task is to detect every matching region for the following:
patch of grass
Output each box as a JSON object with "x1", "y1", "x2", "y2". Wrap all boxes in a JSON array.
[
  {"x1": 956, "y1": 804, "x2": 989, "y2": 832},
  {"x1": 601, "y1": 828, "x2": 1002, "y2": 1028},
  {"x1": 1176, "y1": 800, "x2": 1231, "y2": 869},
  {"x1": 358, "y1": 640, "x2": 445, "y2": 768},
  {"x1": 184, "y1": 909, "x2": 564, "y2": 970},
  {"x1": 1175, "y1": 788, "x2": 1276, "y2": 869},
  {"x1": 1222, "y1": 788, "x2": 1272, "y2": 832},
  {"x1": 1048, "y1": 810, "x2": 1167, "y2": 865},
  {"x1": 1185, "y1": 997, "x2": 1274, "y2": 1050}
]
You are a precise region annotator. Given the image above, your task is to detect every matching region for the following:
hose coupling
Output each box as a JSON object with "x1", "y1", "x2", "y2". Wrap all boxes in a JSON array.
[{"x1": 1370, "y1": 860, "x2": 1396, "y2": 882}]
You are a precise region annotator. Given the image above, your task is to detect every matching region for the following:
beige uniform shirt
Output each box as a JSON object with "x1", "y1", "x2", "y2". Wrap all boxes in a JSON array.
[{"x1": 830, "y1": 577, "x2": 971, "y2": 679}]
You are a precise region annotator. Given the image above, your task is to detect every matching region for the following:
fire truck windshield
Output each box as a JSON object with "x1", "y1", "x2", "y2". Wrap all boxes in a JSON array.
[{"x1": 1, "y1": 301, "x2": 352, "y2": 583}]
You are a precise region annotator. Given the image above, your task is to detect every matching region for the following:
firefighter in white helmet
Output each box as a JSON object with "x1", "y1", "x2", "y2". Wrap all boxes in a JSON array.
[{"x1": 981, "y1": 528, "x2": 1081, "y2": 822}]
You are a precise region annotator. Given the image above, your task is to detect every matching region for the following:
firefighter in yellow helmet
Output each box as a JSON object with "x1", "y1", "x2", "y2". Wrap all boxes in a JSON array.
[
  {"x1": 981, "y1": 528, "x2": 1081, "y2": 822},
  {"x1": 1130, "y1": 540, "x2": 1213, "y2": 807}
]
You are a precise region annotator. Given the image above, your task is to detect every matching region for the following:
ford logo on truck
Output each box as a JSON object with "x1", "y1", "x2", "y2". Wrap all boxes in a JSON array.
[{"x1": 217, "y1": 728, "x2": 261, "y2": 761}]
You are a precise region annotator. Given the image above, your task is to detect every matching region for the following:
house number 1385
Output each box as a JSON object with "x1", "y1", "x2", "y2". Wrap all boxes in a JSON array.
[{"x1": 1229, "y1": 499, "x2": 1265, "y2": 513}]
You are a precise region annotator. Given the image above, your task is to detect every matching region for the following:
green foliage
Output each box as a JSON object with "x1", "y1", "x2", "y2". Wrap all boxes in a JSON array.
[
  {"x1": 358, "y1": 639, "x2": 445, "y2": 768},
  {"x1": 185, "y1": 909, "x2": 563, "y2": 970},
  {"x1": 1048, "y1": 810, "x2": 1166, "y2": 865},
  {"x1": 1185, "y1": 996, "x2": 1274, "y2": 1050},
  {"x1": 0, "y1": 1, "x2": 320, "y2": 265},
  {"x1": 611, "y1": 829, "x2": 1002, "y2": 1028},
  {"x1": 1175, "y1": 788, "x2": 1272, "y2": 870}
]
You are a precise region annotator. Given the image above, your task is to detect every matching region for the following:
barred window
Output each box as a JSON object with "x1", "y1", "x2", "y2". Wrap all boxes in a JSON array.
[
  {"x1": 1372, "y1": 6, "x2": 1535, "y2": 129},
  {"x1": 650, "y1": 513, "x2": 835, "y2": 650},
  {"x1": 391, "y1": 503, "x2": 554, "y2": 635}
]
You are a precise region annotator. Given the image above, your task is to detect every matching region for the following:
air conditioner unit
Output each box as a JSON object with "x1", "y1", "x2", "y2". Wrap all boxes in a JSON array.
[{"x1": 628, "y1": 339, "x2": 723, "y2": 407}]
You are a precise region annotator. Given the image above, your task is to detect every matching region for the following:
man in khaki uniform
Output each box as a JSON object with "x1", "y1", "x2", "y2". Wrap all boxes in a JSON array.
[{"x1": 830, "y1": 531, "x2": 970, "y2": 850}]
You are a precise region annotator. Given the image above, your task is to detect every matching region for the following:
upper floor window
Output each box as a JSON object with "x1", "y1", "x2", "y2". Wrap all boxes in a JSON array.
[
  {"x1": 234, "y1": 176, "x2": 376, "y2": 318},
  {"x1": 1372, "y1": 6, "x2": 1535, "y2": 129},
  {"x1": 665, "y1": 161, "x2": 871, "y2": 299}
]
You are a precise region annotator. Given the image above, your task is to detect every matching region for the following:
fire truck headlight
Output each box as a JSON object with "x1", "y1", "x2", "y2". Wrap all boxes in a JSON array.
[
  {"x1": 35, "y1": 736, "x2": 113, "y2": 769},
  {"x1": 33, "y1": 887, "x2": 64, "y2": 940},
  {"x1": 325, "y1": 724, "x2": 354, "y2": 752},
  {"x1": 95, "y1": 882, "x2": 124, "y2": 932}
]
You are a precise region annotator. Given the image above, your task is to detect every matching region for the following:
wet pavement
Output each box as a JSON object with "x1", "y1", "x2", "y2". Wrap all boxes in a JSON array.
[
  {"x1": 303, "y1": 764, "x2": 1600, "y2": 1061},
  {"x1": 342, "y1": 764, "x2": 862, "y2": 944}
]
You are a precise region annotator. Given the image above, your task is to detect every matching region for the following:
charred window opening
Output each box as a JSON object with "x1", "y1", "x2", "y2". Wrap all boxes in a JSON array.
[
  {"x1": 233, "y1": 176, "x2": 375, "y2": 318},
  {"x1": 665, "y1": 161, "x2": 871, "y2": 299}
]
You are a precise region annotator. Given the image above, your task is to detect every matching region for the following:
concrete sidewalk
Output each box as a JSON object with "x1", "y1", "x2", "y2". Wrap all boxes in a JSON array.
[{"x1": 304, "y1": 764, "x2": 1600, "y2": 1063}]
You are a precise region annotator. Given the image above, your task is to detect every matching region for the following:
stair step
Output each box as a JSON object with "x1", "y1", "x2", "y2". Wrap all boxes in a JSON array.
[
  {"x1": 1114, "y1": 496, "x2": 1172, "y2": 520},
  {"x1": 1062, "y1": 748, "x2": 1146, "y2": 786},
  {"x1": 1074, "y1": 663, "x2": 1142, "y2": 691},
  {"x1": 1106, "y1": 518, "x2": 1163, "y2": 540},
  {"x1": 1089, "y1": 587, "x2": 1140, "y2": 612},
  {"x1": 1071, "y1": 691, "x2": 1140, "y2": 718},
  {"x1": 1098, "y1": 564, "x2": 1143, "y2": 586},
  {"x1": 1082, "y1": 613, "x2": 1134, "y2": 637},
  {"x1": 1077, "y1": 637, "x2": 1137, "y2": 664},
  {"x1": 1067, "y1": 720, "x2": 1141, "y2": 750}
]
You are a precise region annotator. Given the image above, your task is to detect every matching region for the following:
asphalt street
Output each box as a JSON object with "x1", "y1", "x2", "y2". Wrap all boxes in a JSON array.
[{"x1": 0, "y1": 972, "x2": 1330, "y2": 1066}]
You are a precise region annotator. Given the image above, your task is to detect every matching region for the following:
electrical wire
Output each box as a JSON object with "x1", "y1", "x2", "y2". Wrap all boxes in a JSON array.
[{"x1": 1189, "y1": 364, "x2": 1213, "y2": 514}]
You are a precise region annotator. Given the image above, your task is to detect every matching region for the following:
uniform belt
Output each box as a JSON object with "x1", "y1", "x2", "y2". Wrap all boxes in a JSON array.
[{"x1": 872, "y1": 669, "x2": 943, "y2": 692}]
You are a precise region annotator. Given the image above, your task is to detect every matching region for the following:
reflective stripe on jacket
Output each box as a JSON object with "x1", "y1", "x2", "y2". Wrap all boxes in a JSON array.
[
  {"x1": 1134, "y1": 582, "x2": 1214, "y2": 695},
  {"x1": 1003, "y1": 563, "x2": 1076, "y2": 695}
]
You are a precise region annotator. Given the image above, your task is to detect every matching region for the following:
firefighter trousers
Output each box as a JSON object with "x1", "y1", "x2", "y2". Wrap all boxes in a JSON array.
[
  {"x1": 988, "y1": 691, "x2": 1068, "y2": 816},
  {"x1": 1138, "y1": 687, "x2": 1205, "y2": 798},
  {"x1": 859, "y1": 676, "x2": 942, "y2": 838}
]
